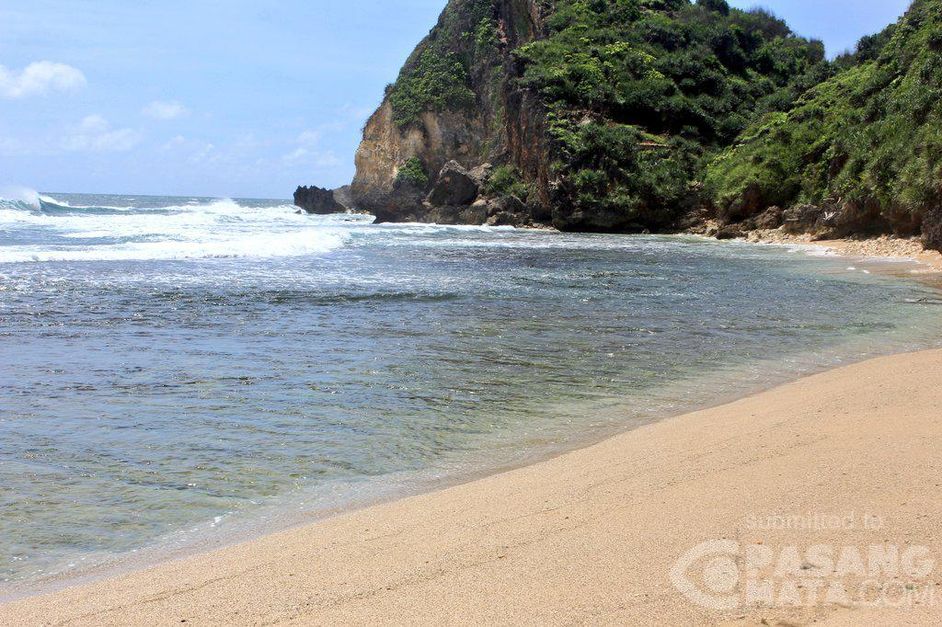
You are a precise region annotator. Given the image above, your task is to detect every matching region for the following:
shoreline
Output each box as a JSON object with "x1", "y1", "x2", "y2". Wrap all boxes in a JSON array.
[
  {"x1": 3, "y1": 349, "x2": 942, "y2": 624},
  {"x1": 2, "y1": 234, "x2": 942, "y2": 622},
  {"x1": 739, "y1": 230, "x2": 942, "y2": 274}
]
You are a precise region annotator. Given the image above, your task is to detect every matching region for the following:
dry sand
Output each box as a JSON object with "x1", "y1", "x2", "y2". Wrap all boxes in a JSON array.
[{"x1": 3, "y1": 349, "x2": 942, "y2": 625}]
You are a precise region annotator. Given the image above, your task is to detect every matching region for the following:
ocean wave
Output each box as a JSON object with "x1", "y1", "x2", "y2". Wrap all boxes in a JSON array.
[
  {"x1": 0, "y1": 186, "x2": 41, "y2": 211},
  {"x1": 0, "y1": 228, "x2": 349, "y2": 263},
  {"x1": 37, "y1": 195, "x2": 136, "y2": 213},
  {"x1": 0, "y1": 191, "x2": 355, "y2": 263}
]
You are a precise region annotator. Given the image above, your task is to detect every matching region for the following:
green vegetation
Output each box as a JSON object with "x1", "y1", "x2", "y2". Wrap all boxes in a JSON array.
[
  {"x1": 706, "y1": 0, "x2": 942, "y2": 244},
  {"x1": 389, "y1": 49, "x2": 476, "y2": 127},
  {"x1": 482, "y1": 165, "x2": 532, "y2": 200},
  {"x1": 378, "y1": 0, "x2": 942, "y2": 243},
  {"x1": 513, "y1": 0, "x2": 826, "y2": 228},
  {"x1": 388, "y1": 0, "x2": 499, "y2": 128},
  {"x1": 396, "y1": 157, "x2": 430, "y2": 187}
]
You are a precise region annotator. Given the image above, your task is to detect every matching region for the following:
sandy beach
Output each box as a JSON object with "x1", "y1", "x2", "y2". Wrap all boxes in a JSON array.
[{"x1": 3, "y1": 348, "x2": 941, "y2": 625}]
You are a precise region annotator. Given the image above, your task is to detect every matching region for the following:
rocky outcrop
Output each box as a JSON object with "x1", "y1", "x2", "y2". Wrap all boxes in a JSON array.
[
  {"x1": 925, "y1": 208, "x2": 942, "y2": 253},
  {"x1": 332, "y1": 185, "x2": 354, "y2": 211},
  {"x1": 369, "y1": 157, "x2": 534, "y2": 227},
  {"x1": 427, "y1": 161, "x2": 480, "y2": 206},
  {"x1": 748, "y1": 206, "x2": 784, "y2": 231},
  {"x1": 350, "y1": 0, "x2": 550, "y2": 226},
  {"x1": 294, "y1": 185, "x2": 345, "y2": 215}
]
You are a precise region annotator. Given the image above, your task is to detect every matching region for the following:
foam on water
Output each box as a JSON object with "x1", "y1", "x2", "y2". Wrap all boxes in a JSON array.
[{"x1": 0, "y1": 193, "x2": 354, "y2": 262}]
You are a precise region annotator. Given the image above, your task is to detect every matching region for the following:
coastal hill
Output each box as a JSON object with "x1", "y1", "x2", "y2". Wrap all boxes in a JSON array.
[
  {"x1": 707, "y1": 0, "x2": 942, "y2": 251},
  {"x1": 349, "y1": 0, "x2": 827, "y2": 231},
  {"x1": 338, "y1": 0, "x2": 942, "y2": 252}
]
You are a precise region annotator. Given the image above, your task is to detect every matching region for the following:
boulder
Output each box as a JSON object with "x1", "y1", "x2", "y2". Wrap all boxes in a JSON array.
[
  {"x1": 425, "y1": 204, "x2": 488, "y2": 225},
  {"x1": 782, "y1": 204, "x2": 825, "y2": 234},
  {"x1": 486, "y1": 211, "x2": 522, "y2": 227},
  {"x1": 427, "y1": 161, "x2": 480, "y2": 207},
  {"x1": 332, "y1": 185, "x2": 354, "y2": 211},
  {"x1": 294, "y1": 185, "x2": 345, "y2": 214},
  {"x1": 720, "y1": 183, "x2": 765, "y2": 223},
  {"x1": 468, "y1": 163, "x2": 493, "y2": 186},
  {"x1": 486, "y1": 195, "x2": 527, "y2": 217},
  {"x1": 715, "y1": 225, "x2": 744, "y2": 240},
  {"x1": 752, "y1": 206, "x2": 784, "y2": 230},
  {"x1": 923, "y1": 206, "x2": 942, "y2": 253},
  {"x1": 365, "y1": 180, "x2": 426, "y2": 223}
]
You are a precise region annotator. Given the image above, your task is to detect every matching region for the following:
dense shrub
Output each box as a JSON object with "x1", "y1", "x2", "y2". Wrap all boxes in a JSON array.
[
  {"x1": 706, "y1": 0, "x2": 942, "y2": 246},
  {"x1": 389, "y1": 49, "x2": 476, "y2": 127},
  {"x1": 386, "y1": 0, "x2": 501, "y2": 128},
  {"x1": 396, "y1": 157, "x2": 430, "y2": 187},
  {"x1": 513, "y1": 0, "x2": 826, "y2": 227},
  {"x1": 483, "y1": 165, "x2": 532, "y2": 200}
]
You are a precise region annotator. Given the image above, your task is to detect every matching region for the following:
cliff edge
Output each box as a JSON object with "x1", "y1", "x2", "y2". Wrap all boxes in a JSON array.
[{"x1": 351, "y1": 0, "x2": 550, "y2": 227}]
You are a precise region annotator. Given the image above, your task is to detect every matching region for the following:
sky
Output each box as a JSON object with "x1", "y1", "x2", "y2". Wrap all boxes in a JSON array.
[{"x1": 0, "y1": 0, "x2": 913, "y2": 199}]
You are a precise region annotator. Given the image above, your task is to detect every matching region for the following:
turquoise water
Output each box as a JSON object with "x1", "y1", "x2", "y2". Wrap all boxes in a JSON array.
[{"x1": 1, "y1": 192, "x2": 941, "y2": 591}]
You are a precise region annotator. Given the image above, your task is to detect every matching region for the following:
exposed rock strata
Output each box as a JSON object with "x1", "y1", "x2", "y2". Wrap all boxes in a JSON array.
[{"x1": 350, "y1": 0, "x2": 550, "y2": 228}]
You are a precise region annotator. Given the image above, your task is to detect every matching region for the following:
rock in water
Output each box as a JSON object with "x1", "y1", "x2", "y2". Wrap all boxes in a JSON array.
[
  {"x1": 294, "y1": 185, "x2": 344, "y2": 215},
  {"x1": 332, "y1": 185, "x2": 354, "y2": 211},
  {"x1": 427, "y1": 161, "x2": 480, "y2": 207}
]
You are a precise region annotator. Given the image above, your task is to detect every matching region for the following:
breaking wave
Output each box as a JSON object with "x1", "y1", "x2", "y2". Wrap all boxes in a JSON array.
[{"x1": 0, "y1": 191, "x2": 354, "y2": 263}]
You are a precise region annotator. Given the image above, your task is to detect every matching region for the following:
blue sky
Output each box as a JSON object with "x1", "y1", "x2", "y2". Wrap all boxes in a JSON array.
[{"x1": 0, "y1": 0, "x2": 912, "y2": 199}]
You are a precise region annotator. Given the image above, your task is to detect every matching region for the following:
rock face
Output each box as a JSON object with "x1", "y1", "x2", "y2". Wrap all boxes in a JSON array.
[
  {"x1": 350, "y1": 0, "x2": 551, "y2": 227},
  {"x1": 294, "y1": 185, "x2": 345, "y2": 215},
  {"x1": 427, "y1": 161, "x2": 480, "y2": 206},
  {"x1": 332, "y1": 185, "x2": 354, "y2": 211}
]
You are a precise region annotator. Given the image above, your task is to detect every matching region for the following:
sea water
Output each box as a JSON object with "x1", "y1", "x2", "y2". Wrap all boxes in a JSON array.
[{"x1": 1, "y1": 192, "x2": 941, "y2": 592}]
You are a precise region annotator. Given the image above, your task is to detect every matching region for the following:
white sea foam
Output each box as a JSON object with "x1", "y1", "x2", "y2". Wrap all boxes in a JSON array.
[
  {"x1": 0, "y1": 230, "x2": 349, "y2": 263},
  {"x1": 0, "y1": 195, "x2": 352, "y2": 263},
  {"x1": 0, "y1": 186, "x2": 40, "y2": 209}
]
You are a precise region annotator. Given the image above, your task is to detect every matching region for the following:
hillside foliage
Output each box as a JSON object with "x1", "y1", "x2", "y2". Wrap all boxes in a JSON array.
[
  {"x1": 514, "y1": 0, "x2": 827, "y2": 228},
  {"x1": 380, "y1": 0, "x2": 941, "y2": 244},
  {"x1": 706, "y1": 0, "x2": 942, "y2": 245}
]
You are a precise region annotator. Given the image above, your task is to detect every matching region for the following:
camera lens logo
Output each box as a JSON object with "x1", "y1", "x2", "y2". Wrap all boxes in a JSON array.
[{"x1": 670, "y1": 540, "x2": 742, "y2": 610}]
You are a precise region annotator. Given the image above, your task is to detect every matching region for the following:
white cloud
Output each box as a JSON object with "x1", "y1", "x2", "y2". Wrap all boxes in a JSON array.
[
  {"x1": 63, "y1": 115, "x2": 141, "y2": 152},
  {"x1": 0, "y1": 61, "x2": 86, "y2": 99},
  {"x1": 142, "y1": 100, "x2": 189, "y2": 120},
  {"x1": 188, "y1": 143, "x2": 216, "y2": 164},
  {"x1": 282, "y1": 147, "x2": 340, "y2": 167},
  {"x1": 159, "y1": 134, "x2": 215, "y2": 163},
  {"x1": 287, "y1": 128, "x2": 342, "y2": 166},
  {"x1": 161, "y1": 135, "x2": 187, "y2": 150},
  {"x1": 296, "y1": 130, "x2": 321, "y2": 146}
]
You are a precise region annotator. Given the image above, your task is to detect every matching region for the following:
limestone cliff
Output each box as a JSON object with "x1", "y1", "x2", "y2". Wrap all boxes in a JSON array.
[{"x1": 351, "y1": 0, "x2": 551, "y2": 226}]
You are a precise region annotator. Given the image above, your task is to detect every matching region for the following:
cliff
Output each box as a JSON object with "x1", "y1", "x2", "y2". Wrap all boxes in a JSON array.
[
  {"x1": 705, "y1": 0, "x2": 942, "y2": 251},
  {"x1": 350, "y1": 0, "x2": 826, "y2": 231},
  {"x1": 351, "y1": 0, "x2": 551, "y2": 226}
]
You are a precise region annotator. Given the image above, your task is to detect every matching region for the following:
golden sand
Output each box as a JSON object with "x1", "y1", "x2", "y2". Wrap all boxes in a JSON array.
[{"x1": 3, "y1": 350, "x2": 942, "y2": 625}]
